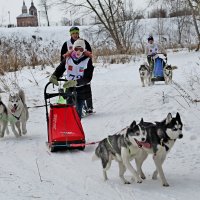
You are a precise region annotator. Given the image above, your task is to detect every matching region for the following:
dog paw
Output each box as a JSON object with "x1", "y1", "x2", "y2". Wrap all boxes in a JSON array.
[
  {"x1": 136, "y1": 179, "x2": 142, "y2": 184},
  {"x1": 163, "y1": 183, "x2": 169, "y2": 187},
  {"x1": 152, "y1": 176, "x2": 157, "y2": 180},
  {"x1": 124, "y1": 181, "x2": 131, "y2": 184},
  {"x1": 141, "y1": 174, "x2": 146, "y2": 180},
  {"x1": 22, "y1": 130, "x2": 27, "y2": 135},
  {"x1": 136, "y1": 177, "x2": 143, "y2": 183},
  {"x1": 14, "y1": 133, "x2": 21, "y2": 138}
]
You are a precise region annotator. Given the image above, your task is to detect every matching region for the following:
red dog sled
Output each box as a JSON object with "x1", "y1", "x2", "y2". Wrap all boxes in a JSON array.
[{"x1": 44, "y1": 79, "x2": 85, "y2": 152}]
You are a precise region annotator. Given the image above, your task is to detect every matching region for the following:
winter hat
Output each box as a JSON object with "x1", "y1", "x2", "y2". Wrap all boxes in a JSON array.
[
  {"x1": 73, "y1": 39, "x2": 85, "y2": 51},
  {"x1": 148, "y1": 35, "x2": 154, "y2": 41},
  {"x1": 69, "y1": 26, "x2": 79, "y2": 34}
]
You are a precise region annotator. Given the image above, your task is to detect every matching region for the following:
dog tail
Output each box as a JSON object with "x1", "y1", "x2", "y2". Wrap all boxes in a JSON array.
[
  {"x1": 18, "y1": 89, "x2": 29, "y2": 120},
  {"x1": 92, "y1": 153, "x2": 99, "y2": 161},
  {"x1": 92, "y1": 141, "x2": 103, "y2": 161},
  {"x1": 19, "y1": 89, "x2": 26, "y2": 104},
  {"x1": 172, "y1": 65, "x2": 178, "y2": 70}
]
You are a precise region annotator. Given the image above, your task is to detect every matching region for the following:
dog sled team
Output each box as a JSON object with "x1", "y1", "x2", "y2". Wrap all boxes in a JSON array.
[
  {"x1": 93, "y1": 112, "x2": 183, "y2": 187},
  {"x1": 139, "y1": 35, "x2": 174, "y2": 87},
  {"x1": 0, "y1": 27, "x2": 184, "y2": 188}
]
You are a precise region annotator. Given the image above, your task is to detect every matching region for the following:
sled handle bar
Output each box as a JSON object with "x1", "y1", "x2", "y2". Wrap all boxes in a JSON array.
[
  {"x1": 44, "y1": 79, "x2": 75, "y2": 100},
  {"x1": 148, "y1": 53, "x2": 167, "y2": 57},
  {"x1": 148, "y1": 53, "x2": 167, "y2": 62}
]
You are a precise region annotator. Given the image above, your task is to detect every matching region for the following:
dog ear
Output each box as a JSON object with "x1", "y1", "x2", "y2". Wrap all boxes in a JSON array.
[
  {"x1": 139, "y1": 118, "x2": 144, "y2": 125},
  {"x1": 166, "y1": 113, "x2": 172, "y2": 124},
  {"x1": 176, "y1": 112, "x2": 181, "y2": 121},
  {"x1": 130, "y1": 120, "x2": 136, "y2": 128}
]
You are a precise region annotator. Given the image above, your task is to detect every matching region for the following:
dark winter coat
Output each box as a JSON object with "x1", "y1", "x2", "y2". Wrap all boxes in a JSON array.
[
  {"x1": 53, "y1": 56, "x2": 94, "y2": 100},
  {"x1": 60, "y1": 38, "x2": 92, "y2": 62}
]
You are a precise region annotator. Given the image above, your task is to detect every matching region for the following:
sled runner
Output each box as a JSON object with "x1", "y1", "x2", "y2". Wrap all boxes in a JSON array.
[{"x1": 44, "y1": 79, "x2": 85, "y2": 152}]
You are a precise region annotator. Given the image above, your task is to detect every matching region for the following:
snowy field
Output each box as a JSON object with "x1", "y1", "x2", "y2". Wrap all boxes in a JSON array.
[{"x1": 0, "y1": 49, "x2": 200, "y2": 200}]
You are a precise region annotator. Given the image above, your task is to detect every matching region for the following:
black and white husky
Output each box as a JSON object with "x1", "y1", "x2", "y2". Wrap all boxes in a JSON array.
[
  {"x1": 7, "y1": 89, "x2": 29, "y2": 137},
  {"x1": 136, "y1": 113, "x2": 183, "y2": 186},
  {"x1": 139, "y1": 63, "x2": 151, "y2": 87},
  {"x1": 164, "y1": 65, "x2": 173, "y2": 84},
  {"x1": 93, "y1": 120, "x2": 147, "y2": 184},
  {"x1": 0, "y1": 97, "x2": 9, "y2": 138}
]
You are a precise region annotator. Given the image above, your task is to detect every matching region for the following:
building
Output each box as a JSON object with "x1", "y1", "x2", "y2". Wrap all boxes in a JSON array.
[{"x1": 17, "y1": 1, "x2": 38, "y2": 27}]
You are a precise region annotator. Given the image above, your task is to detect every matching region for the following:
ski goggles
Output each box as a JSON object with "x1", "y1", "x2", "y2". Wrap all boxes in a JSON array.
[{"x1": 74, "y1": 47, "x2": 84, "y2": 52}]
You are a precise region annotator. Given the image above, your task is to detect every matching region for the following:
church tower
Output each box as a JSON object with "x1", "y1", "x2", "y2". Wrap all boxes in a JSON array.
[
  {"x1": 17, "y1": 0, "x2": 38, "y2": 27},
  {"x1": 22, "y1": 1, "x2": 28, "y2": 14},
  {"x1": 29, "y1": 0, "x2": 37, "y2": 17}
]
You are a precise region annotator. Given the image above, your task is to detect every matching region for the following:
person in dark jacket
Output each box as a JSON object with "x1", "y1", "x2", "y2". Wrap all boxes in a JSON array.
[
  {"x1": 50, "y1": 39, "x2": 94, "y2": 118},
  {"x1": 60, "y1": 26, "x2": 94, "y2": 115},
  {"x1": 60, "y1": 26, "x2": 92, "y2": 62}
]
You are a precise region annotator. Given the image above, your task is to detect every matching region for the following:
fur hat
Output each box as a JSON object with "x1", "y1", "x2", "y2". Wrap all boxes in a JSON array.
[{"x1": 73, "y1": 39, "x2": 85, "y2": 51}]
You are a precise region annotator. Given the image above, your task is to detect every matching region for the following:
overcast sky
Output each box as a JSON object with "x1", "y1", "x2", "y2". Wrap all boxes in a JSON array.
[{"x1": 0, "y1": 0, "x2": 148, "y2": 26}]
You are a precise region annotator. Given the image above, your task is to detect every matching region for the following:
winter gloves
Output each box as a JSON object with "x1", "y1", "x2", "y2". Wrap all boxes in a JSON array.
[
  {"x1": 49, "y1": 75, "x2": 77, "y2": 88},
  {"x1": 63, "y1": 80, "x2": 77, "y2": 89},
  {"x1": 49, "y1": 75, "x2": 59, "y2": 86}
]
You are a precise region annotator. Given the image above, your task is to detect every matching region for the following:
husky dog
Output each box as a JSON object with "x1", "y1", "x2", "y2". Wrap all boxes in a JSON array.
[
  {"x1": 0, "y1": 97, "x2": 9, "y2": 138},
  {"x1": 93, "y1": 120, "x2": 147, "y2": 184},
  {"x1": 136, "y1": 113, "x2": 183, "y2": 186},
  {"x1": 7, "y1": 89, "x2": 29, "y2": 137},
  {"x1": 164, "y1": 65, "x2": 173, "y2": 84},
  {"x1": 139, "y1": 63, "x2": 151, "y2": 87}
]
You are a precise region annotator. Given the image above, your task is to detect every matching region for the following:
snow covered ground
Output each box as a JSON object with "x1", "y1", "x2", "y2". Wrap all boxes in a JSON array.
[{"x1": 0, "y1": 50, "x2": 200, "y2": 200}]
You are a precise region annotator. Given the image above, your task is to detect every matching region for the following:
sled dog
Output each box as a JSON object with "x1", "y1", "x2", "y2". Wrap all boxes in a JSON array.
[
  {"x1": 7, "y1": 89, "x2": 29, "y2": 137},
  {"x1": 0, "y1": 97, "x2": 9, "y2": 137},
  {"x1": 93, "y1": 120, "x2": 147, "y2": 184},
  {"x1": 164, "y1": 65, "x2": 173, "y2": 84},
  {"x1": 136, "y1": 112, "x2": 183, "y2": 186},
  {"x1": 139, "y1": 63, "x2": 151, "y2": 87}
]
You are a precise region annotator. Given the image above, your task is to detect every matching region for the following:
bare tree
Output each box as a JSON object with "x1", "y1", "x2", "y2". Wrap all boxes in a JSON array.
[
  {"x1": 59, "y1": 0, "x2": 141, "y2": 53},
  {"x1": 187, "y1": 0, "x2": 200, "y2": 51},
  {"x1": 167, "y1": 0, "x2": 191, "y2": 46},
  {"x1": 39, "y1": 0, "x2": 52, "y2": 26},
  {"x1": 0, "y1": 10, "x2": 6, "y2": 27}
]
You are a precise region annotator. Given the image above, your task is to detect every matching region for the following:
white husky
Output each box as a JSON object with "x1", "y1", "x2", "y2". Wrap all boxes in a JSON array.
[
  {"x1": 7, "y1": 89, "x2": 29, "y2": 137},
  {"x1": 92, "y1": 120, "x2": 147, "y2": 184},
  {"x1": 164, "y1": 65, "x2": 173, "y2": 84},
  {"x1": 139, "y1": 63, "x2": 151, "y2": 87}
]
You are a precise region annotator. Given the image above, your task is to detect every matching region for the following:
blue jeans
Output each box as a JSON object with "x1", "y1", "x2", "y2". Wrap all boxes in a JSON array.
[{"x1": 76, "y1": 99, "x2": 84, "y2": 119}]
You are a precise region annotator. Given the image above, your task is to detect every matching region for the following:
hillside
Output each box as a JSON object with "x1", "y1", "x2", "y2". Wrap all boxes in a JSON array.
[{"x1": 0, "y1": 49, "x2": 200, "y2": 199}]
